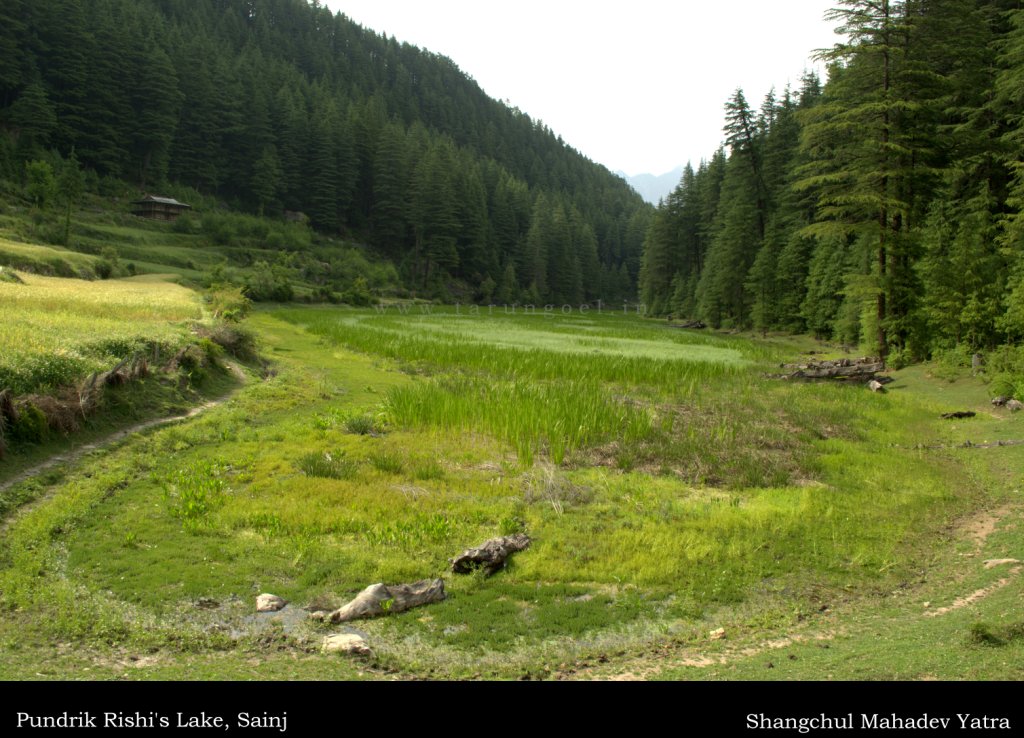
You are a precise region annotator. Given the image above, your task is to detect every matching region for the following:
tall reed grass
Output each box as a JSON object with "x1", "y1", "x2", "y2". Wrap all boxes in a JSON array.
[{"x1": 384, "y1": 376, "x2": 655, "y2": 465}]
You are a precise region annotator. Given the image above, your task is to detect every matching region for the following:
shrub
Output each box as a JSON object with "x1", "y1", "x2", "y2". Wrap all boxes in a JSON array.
[
  {"x1": 202, "y1": 324, "x2": 258, "y2": 362},
  {"x1": 244, "y1": 261, "x2": 294, "y2": 302},
  {"x1": 930, "y1": 345, "x2": 974, "y2": 381},
  {"x1": 201, "y1": 213, "x2": 236, "y2": 246},
  {"x1": 297, "y1": 451, "x2": 359, "y2": 480},
  {"x1": 0, "y1": 267, "x2": 24, "y2": 284},
  {"x1": 173, "y1": 214, "x2": 199, "y2": 235},
  {"x1": 94, "y1": 259, "x2": 114, "y2": 279},
  {"x1": 24, "y1": 160, "x2": 56, "y2": 208},
  {"x1": 207, "y1": 286, "x2": 251, "y2": 322},
  {"x1": 341, "y1": 277, "x2": 376, "y2": 307},
  {"x1": 11, "y1": 403, "x2": 48, "y2": 444},
  {"x1": 368, "y1": 450, "x2": 404, "y2": 474},
  {"x1": 989, "y1": 374, "x2": 1017, "y2": 401},
  {"x1": 343, "y1": 414, "x2": 377, "y2": 435}
]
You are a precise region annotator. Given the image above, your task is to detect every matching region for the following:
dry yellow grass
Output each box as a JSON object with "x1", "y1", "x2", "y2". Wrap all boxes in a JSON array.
[{"x1": 0, "y1": 270, "x2": 202, "y2": 393}]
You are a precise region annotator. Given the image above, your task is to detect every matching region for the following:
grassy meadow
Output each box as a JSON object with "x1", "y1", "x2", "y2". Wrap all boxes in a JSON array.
[
  {"x1": 0, "y1": 271, "x2": 202, "y2": 395},
  {"x1": 3, "y1": 300, "x2": 1020, "y2": 680}
]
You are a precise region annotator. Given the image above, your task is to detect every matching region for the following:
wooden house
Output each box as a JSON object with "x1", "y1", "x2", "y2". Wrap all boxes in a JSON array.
[{"x1": 132, "y1": 195, "x2": 191, "y2": 221}]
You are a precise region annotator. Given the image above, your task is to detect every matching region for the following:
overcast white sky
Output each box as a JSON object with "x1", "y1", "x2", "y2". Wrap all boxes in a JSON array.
[{"x1": 324, "y1": 1, "x2": 842, "y2": 177}]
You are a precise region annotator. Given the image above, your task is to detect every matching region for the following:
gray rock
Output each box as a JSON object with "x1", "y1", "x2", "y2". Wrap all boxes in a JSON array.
[
  {"x1": 322, "y1": 633, "x2": 372, "y2": 656},
  {"x1": 256, "y1": 593, "x2": 287, "y2": 613}
]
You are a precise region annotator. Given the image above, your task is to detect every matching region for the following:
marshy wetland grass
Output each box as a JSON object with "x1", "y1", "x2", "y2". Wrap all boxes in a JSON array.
[{"x1": 0, "y1": 305, "x2": 1021, "y2": 680}]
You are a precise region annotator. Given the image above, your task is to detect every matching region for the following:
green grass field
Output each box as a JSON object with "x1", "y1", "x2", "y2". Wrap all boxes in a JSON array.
[
  {"x1": 2, "y1": 301, "x2": 1020, "y2": 680},
  {"x1": 0, "y1": 270, "x2": 202, "y2": 395}
]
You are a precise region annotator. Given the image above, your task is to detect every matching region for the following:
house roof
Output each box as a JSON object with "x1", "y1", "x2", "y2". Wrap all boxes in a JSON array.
[{"x1": 133, "y1": 195, "x2": 191, "y2": 208}]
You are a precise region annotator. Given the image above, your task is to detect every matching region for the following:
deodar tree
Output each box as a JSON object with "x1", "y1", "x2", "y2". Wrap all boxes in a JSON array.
[{"x1": 796, "y1": 0, "x2": 928, "y2": 358}]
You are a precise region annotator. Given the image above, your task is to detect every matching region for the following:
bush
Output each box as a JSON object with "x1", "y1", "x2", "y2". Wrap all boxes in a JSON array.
[
  {"x1": 985, "y1": 346, "x2": 1024, "y2": 400},
  {"x1": 989, "y1": 374, "x2": 1017, "y2": 400},
  {"x1": 11, "y1": 403, "x2": 48, "y2": 444},
  {"x1": 244, "y1": 261, "x2": 293, "y2": 302},
  {"x1": 173, "y1": 214, "x2": 200, "y2": 235},
  {"x1": 297, "y1": 451, "x2": 359, "y2": 480},
  {"x1": 344, "y1": 414, "x2": 378, "y2": 435},
  {"x1": 368, "y1": 450, "x2": 404, "y2": 474},
  {"x1": 930, "y1": 345, "x2": 974, "y2": 381},
  {"x1": 201, "y1": 213, "x2": 236, "y2": 246},
  {"x1": 201, "y1": 324, "x2": 258, "y2": 362},
  {"x1": 24, "y1": 160, "x2": 56, "y2": 208},
  {"x1": 207, "y1": 286, "x2": 251, "y2": 322},
  {"x1": 341, "y1": 276, "x2": 376, "y2": 307},
  {"x1": 886, "y1": 347, "x2": 914, "y2": 371},
  {"x1": 94, "y1": 259, "x2": 114, "y2": 279},
  {"x1": 0, "y1": 267, "x2": 24, "y2": 284}
]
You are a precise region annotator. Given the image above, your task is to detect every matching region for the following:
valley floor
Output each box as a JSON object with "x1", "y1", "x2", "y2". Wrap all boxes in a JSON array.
[{"x1": 0, "y1": 307, "x2": 1021, "y2": 681}]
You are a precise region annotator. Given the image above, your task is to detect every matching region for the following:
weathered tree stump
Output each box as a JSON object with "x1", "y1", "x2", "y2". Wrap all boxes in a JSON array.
[
  {"x1": 328, "y1": 579, "x2": 445, "y2": 623},
  {"x1": 450, "y1": 534, "x2": 532, "y2": 575}
]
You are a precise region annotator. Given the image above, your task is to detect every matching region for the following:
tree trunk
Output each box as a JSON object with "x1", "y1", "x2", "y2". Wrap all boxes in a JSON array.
[
  {"x1": 450, "y1": 534, "x2": 532, "y2": 575},
  {"x1": 328, "y1": 579, "x2": 446, "y2": 623}
]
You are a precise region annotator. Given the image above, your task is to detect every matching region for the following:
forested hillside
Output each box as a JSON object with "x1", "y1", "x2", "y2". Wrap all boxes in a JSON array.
[
  {"x1": 640, "y1": 0, "x2": 1024, "y2": 360},
  {"x1": 0, "y1": 0, "x2": 649, "y2": 303}
]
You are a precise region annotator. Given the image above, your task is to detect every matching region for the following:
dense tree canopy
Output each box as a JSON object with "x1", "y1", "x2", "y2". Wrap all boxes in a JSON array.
[
  {"x1": 0, "y1": 0, "x2": 648, "y2": 304},
  {"x1": 640, "y1": 0, "x2": 1024, "y2": 359}
]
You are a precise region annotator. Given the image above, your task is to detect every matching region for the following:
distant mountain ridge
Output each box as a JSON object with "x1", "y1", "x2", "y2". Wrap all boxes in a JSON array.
[{"x1": 619, "y1": 167, "x2": 685, "y2": 205}]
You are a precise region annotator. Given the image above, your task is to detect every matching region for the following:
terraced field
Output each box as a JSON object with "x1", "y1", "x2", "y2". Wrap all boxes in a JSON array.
[{"x1": 0, "y1": 271, "x2": 201, "y2": 395}]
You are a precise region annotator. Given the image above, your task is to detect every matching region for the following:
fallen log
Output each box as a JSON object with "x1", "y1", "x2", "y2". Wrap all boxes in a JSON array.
[
  {"x1": 669, "y1": 320, "x2": 706, "y2": 330},
  {"x1": 941, "y1": 411, "x2": 976, "y2": 420},
  {"x1": 328, "y1": 579, "x2": 445, "y2": 623},
  {"x1": 450, "y1": 534, "x2": 532, "y2": 575}
]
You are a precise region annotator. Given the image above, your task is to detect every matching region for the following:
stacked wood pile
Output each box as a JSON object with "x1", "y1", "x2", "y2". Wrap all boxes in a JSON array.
[{"x1": 775, "y1": 357, "x2": 886, "y2": 381}]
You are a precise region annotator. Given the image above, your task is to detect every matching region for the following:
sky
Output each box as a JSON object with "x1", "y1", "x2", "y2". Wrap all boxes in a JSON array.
[{"x1": 323, "y1": 1, "x2": 843, "y2": 177}]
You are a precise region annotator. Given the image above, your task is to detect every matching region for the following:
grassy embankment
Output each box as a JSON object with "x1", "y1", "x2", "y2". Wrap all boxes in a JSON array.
[
  {"x1": 0, "y1": 266, "x2": 248, "y2": 515},
  {"x1": 1, "y1": 303, "x2": 1019, "y2": 680}
]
